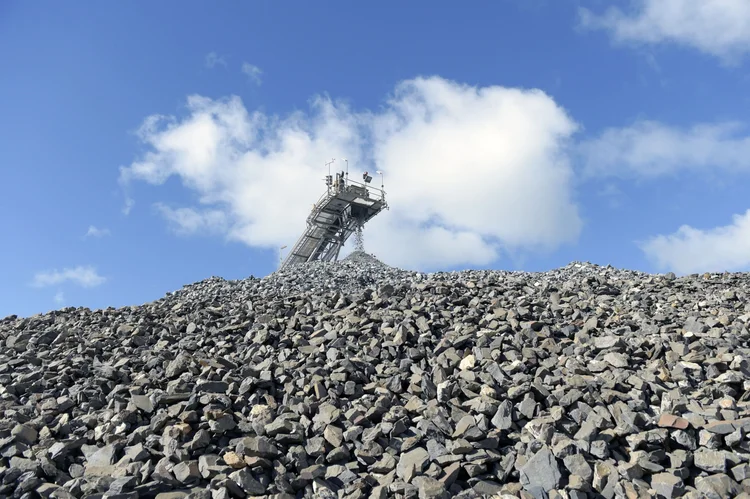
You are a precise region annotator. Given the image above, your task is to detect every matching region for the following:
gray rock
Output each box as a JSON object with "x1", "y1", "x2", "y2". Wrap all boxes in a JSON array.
[
  {"x1": 166, "y1": 353, "x2": 193, "y2": 378},
  {"x1": 731, "y1": 463, "x2": 750, "y2": 481},
  {"x1": 520, "y1": 446, "x2": 562, "y2": 492},
  {"x1": 371, "y1": 453, "x2": 397, "y2": 473},
  {"x1": 651, "y1": 473, "x2": 684, "y2": 498},
  {"x1": 412, "y1": 476, "x2": 449, "y2": 499},
  {"x1": 396, "y1": 447, "x2": 430, "y2": 483},
  {"x1": 229, "y1": 468, "x2": 266, "y2": 495},
  {"x1": 198, "y1": 455, "x2": 228, "y2": 479},
  {"x1": 694, "y1": 448, "x2": 727, "y2": 473},
  {"x1": 85, "y1": 444, "x2": 117, "y2": 470},
  {"x1": 563, "y1": 453, "x2": 593, "y2": 484},
  {"x1": 172, "y1": 461, "x2": 200, "y2": 484},
  {"x1": 237, "y1": 436, "x2": 279, "y2": 458},
  {"x1": 323, "y1": 425, "x2": 344, "y2": 447},
  {"x1": 472, "y1": 480, "x2": 504, "y2": 496},
  {"x1": 208, "y1": 414, "x2": 236, "y2": 433},
  {"x1": 491, "y1": 400, "x2": 513, "y2": 430},
  {"x1": 109, "y1": 477, "x2": 137, "y2": 494},
  {"x1": 11, "y1": 424, "x2": 38, "y2": 445},
  {"x1": 131, "y1": 394, "x2": 154, "y2": 413},
  {"x1": 2, "y1": 252, "x2": 750, "y2": 498},
  {"x1": 694, "y1": 474, "x2": 740, "y2": 499},
  {"x1": 602, "y1": 352, "x2": 628, "y2": 368},
  {"x1": 9, "y1": 457, "x2": 39, "y2": 473}
]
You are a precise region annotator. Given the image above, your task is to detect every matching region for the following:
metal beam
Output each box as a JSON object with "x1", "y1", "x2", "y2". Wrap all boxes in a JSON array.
[{"x1": 280, "y1": 170, "x2": 388, "y2": 269}]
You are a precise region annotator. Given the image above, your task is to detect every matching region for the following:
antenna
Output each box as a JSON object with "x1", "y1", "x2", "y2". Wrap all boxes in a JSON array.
[
  {"x1": 279, "y1": 245, "x2": 288, "y2": 269},
  {"x1": 342, "y1": 158, "x2": 349, "y2": 179},
  {"x1": 326, "y1": 158, "x2": 335, "y2": 177},
  {"x1": 325, "y1": 158, "x2": 336, "y2": 195}
]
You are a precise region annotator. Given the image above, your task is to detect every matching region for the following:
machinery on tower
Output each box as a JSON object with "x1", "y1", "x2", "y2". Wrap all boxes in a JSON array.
[{"x1": 279, "y1": 159, "x2": 388, "y2": 269}]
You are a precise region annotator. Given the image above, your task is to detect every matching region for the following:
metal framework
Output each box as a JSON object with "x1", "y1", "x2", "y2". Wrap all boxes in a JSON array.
[{"x1": 280, "y1": 165, "x2": 388, "y2": 269}]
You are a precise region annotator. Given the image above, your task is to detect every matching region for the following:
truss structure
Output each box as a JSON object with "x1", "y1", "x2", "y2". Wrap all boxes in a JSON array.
[{"x1": 280, "y1": 168, "x2": 387, "y2": 269}]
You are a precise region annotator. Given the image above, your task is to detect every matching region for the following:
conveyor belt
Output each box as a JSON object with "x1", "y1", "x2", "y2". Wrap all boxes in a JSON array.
[{"x1": 280, "y1": 175, "x2": 387, "y2": 269}]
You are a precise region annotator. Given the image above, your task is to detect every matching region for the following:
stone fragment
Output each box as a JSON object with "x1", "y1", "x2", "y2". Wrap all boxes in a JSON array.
[
  {"x1": 658, "y1": 413, "x2": 689, "y2": 430},
  {"x1": 563, "y1": 453, "x2": 593, "y2": 484},
  {"x1": 86, "y1": 445, "x2": 116, "y2": 469},
  {"x1": 459, "y1": 355, "x2": 475, "y2": 371},
  {"x1": 222, "y1": 452, "x2": 245, "y2": 469},
  {"x1": 731, "y1": 463, "x2": 750, "y2": 481},
  {"x1": 237, "y1": 436, "x2": 280, "y2": 458},
  {"x1": 396, "y1": 447, "x2": 430, "y2": 483},
  {"x1": 603, "y1": 352, "x2": 628, "y2": 368},
  {"x1": 694, "y1": 474, "x2": 740, "y2": 499},
  {"x1": 131, "y1": 394, "x2": 154, "y2": 413},
  {"x1": 492, "y1": 400, "x2": 513, "y2": 430},
  {"x1": 704, "y1": 417, "x2": 750, "y2": 435},
  {"x1": 229, "y1": 468, "x2": 266, "y2": 495},
  {"x1": 694, "y1": 448, "x2": 727, "y2": 473},
  {"x1": 11, "y1": 424, "x2": 38, "y2": 445},
  {"x1": 519, "y1": 446, "x2": 562, "y2": 492},
  {"x1": 172, "y1": 461, "x2": 200, "y2": 484},
  {"x1": 324, "y1": 425, "x2": 344, "y2": 447},
  {"x1": 412, "y1": 476, "x2": 449, "y2": 499}
]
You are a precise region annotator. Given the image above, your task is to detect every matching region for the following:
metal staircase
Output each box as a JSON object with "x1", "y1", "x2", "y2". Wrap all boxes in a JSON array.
[{"x1": 280, "y1": 164, "x2": 387, "y2": 269}]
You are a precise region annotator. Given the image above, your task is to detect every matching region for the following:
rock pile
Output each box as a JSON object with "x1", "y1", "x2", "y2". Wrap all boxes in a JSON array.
[{"x1": 1, "y1": 257, "x2": 750, "y2": 499}]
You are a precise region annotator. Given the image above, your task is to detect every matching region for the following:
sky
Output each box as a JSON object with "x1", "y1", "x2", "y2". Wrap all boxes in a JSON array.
[{"x1": 2, "y1": 0, "x2": 750, "y2": 318}]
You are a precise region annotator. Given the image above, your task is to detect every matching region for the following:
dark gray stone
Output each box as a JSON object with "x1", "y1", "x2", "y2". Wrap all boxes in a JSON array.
[{"x1": 520, "y1": 446, "x2": 562, "y2": 492}]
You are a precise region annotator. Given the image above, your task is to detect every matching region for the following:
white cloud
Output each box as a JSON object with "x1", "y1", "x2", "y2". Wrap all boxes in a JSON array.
[
  {"x1": 205, "y1": 52, "x2": 227, "y2": 68},
  {"x1": 241, "y1": 63, "x2": 263, "y2": 85},
  {"x1": 365, "y1": 79, "x2": 581, "y2": 265},
  {"x1": 579, "y1": 120, "x2": 750, "y2": 178},
  {"x1": 579, "y1": 0, "x2": 750, "y2": 63},
  {"x1": 32, "y1": 266, "x2": 106, "y2": 288},
  {"x1": 641, "y1": 209, "x2": 750, "y2": 274},
  {"x1": 119, "y1": 77, "x2": 582, "y2": 271},
  {"x1": 580, "y1": 119, "x2": 750, "y2": 273},
  {"x1": 53, "y1": 291, "x2": 65, "y2": 305},
  {"x1": 122, "y1": 197, "x2": 135, "y2": 215},
  {"x1": 155, "y1": 204, "x2": 228, "y2": 236},
  {"x1": 85, "y1": 225, "x2": 110, "y2": 238}
]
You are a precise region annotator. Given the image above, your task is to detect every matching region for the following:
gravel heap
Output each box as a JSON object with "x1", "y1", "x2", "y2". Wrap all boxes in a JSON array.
[{"x1": 1, "y1": 257, "x2": 750, "y2": 499}]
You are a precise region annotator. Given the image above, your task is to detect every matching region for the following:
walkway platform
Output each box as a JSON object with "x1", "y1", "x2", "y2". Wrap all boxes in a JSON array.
[{"x1": 280, "y1": 168, "x2": 388, "y2": 269}]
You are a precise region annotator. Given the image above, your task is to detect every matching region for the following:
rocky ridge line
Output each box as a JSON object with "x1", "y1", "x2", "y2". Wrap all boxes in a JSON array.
[{"x1": 0, "y1": 254, "x2": 749, "y2": 498}]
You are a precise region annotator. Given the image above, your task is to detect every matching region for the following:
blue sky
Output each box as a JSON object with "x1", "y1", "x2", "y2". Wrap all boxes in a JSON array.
[{"x1": 2, "y1": 0, "x2": 750, "y2": 318}]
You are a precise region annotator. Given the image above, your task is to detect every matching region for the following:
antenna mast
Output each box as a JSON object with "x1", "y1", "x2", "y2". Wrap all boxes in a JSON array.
[
  {"x1": 325, "y1": 158, "x2": 336, "y2": 194},
  {"x1": 326, "y1": 158, "x2": 336, "y2": 177}
]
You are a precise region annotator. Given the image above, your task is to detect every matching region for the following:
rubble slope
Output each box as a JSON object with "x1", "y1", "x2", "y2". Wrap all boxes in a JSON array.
[{"x1": 1, "y1": 257, "x2": 750, "y2": 498}]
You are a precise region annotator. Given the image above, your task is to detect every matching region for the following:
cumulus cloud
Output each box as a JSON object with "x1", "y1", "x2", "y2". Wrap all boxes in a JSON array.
[
  {"x1": 365, "y1": 79, "x2": 581, "y2": 266},
  {"x1": 32, "y1": 266, "x2": 106, "y2": 288},
  {"x1": 579, "y1": 120, "x2": 750, "y2": 178},
  {"x1": 205, "y1": 52, "x2": 227, "y2": 68},
  {"x1": 120, "y1": 93, "x2": 363, "y2": 249},
  {"x1": 241, "y1": 63, "x2": 263, "y2": 85},
  {"x1": 85, "y1": 225, "x2": 110, "y2": 238},
  {"x1": 579, "y1": 0, "x2": 750, "y2": 62},
  {"x1": 53, "y1": 291, "x2": 65, "y2": 305},
  {"x1": 119, "y1": 77, "x2": 582, "y2": 271},
  {"x1": 155, "y1": 204, "x2": 228, "y2": 236},
  {"x1": 580, "y1": 119, "x2": 750, "y2": 273},
  {"x1": 640, "y1": 209, "x2": 750, "y2": 274}
]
